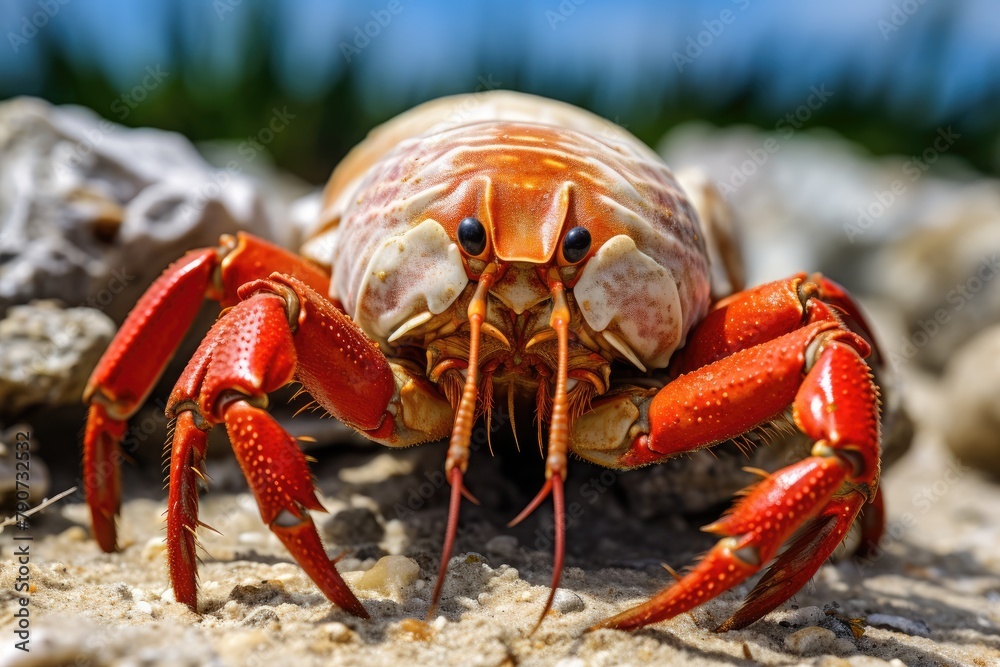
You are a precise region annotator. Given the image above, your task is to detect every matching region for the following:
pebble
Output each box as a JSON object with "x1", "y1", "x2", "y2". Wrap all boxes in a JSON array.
[
  {"x1": 114, "y1": 583, "x2": 133, "y2": 601},
  {"x1": 134, "y1": 601, "x2": 153, "y2": 615},
  {"x1": 59, "y1": 525, "x2": 88, "y2": 542},
  {"x1": 551, "y1": 589, "x2": 585, "y2": 614},
  {"x1": 784, "y1": 626, "x2": 840, "y2": 654},
  {"x1": 227, "y1": 581, "x2": 287, "y2": 606},
  {"x1": 338, "y1": 453, "x2": 415, "y2": 484},
  {"x1": 321, "y1": 622, "x2": 355, "y2": 643},
  {"x1": 241, "y1": 607, "x2": 279, "y2": 628},
  {"x1": 354, "y1": 555, "x2": 420, "y2": 600},
  {"x1": 237, "y1": 531, "x2": 267, "y2": 545},
  {"x1": 867, "y1": 613, "x2": 931, "y2": 637},
  {"x1": 0, "y1": 302, "x2": 115, "y2": 413},
  {"x1": 141, "y1": 536, "x2": 167, "y2": 561},
  {"x1": 940, "y1": 325, "x2": 1000, "y2": 475}
]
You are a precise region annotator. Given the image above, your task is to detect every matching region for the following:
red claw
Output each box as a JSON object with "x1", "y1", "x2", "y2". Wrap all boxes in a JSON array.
[{"x1": 592, "y1": 273, "x2": 882, "y2": 633}]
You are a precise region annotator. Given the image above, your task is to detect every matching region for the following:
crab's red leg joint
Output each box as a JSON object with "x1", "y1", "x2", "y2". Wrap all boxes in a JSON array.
[
  {"x1": 592, "y1": 314, "x2": 880, "y2": 632},
  {"x1": 670, "y1": 273, "x2": 875, "y2": 377},
  {"x1": 224, "y1": 400, "x2": 367, "y2": 618},
  {"x1": 84, "y1": 248, "x2": 217, "y2": 552},
  {"x1": 82, "y1": 403, "x2": 127, "y2": 552},
  {"x1": 158, "y1": 274, "x2": 399, "y2": 616},
  {"x1": 82, "y1": 234, "x2": 332, "y2": 553}
]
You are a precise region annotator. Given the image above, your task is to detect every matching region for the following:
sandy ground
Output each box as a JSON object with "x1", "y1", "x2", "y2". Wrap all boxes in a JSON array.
[{"x1": 2, "y1": 376, "x2": 1000, "y2": 667}]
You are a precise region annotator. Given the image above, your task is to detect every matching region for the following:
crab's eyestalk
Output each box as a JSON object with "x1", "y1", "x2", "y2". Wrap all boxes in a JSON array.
[{"x1": 428, "y1": 263, "x2": 497, "y2": 618}]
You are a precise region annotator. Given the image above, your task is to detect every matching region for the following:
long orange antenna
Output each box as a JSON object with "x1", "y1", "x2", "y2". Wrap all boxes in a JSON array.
[
  {"x1": 509, "y1": 268, "x2": 571, "y2": 634},
  {"x1": 428, "y1": 263, "x2": 497, "y2": 618}
]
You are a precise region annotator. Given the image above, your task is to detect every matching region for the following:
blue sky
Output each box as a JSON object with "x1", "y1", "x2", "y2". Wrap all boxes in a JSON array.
[{"x1": 1, "y1": 0, "x2": 998, "y2": 133}]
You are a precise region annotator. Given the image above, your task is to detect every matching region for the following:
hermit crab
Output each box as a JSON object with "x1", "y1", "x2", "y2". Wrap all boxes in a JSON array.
[{"x1": 82, "y1": 91, "x2": 884, "y2": 632}]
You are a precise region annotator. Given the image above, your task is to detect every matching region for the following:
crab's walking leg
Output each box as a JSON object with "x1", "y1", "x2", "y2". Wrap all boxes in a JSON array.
[
  {"x1": 164, "y1": 273, "x2": 452, "y2": 612},
  {"x1": 164, "y1": 274, "x2": 400, "y2": 614},
  {"x1": 670, "y1": 273, "x2": 874, "y2": 376},
  {"x1": 586, "y1": 320, "x2": 880, "y2": 632},
  {"x1": 83, "y1": 233, "x2": 330, "y2": 551}
]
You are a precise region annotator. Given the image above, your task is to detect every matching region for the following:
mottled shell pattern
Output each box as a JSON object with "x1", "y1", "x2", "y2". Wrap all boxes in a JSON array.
[{"x1": 303, "y1": 91, "x2": 711, "y2": 372}]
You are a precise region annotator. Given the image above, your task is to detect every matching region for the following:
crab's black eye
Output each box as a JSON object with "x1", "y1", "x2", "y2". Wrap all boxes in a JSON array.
[
  {"x1": 457, "y1": 216, "x2": 487, "y2": 256},
  {"x1": 562, "y1": 226, "x2": 592, "y2": 263}
]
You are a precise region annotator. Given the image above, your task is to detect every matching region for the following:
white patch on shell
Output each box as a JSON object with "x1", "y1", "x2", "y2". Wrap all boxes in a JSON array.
[
  {"x1": 574, "y1": 234, "x2": 683, "y2": 370},
  {"x1": 356, "y1": 218, "x2": 468, "y2": 345}
]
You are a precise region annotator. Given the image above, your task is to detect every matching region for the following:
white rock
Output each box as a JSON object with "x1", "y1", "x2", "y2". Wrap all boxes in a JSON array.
[
  {"x1": 941, "y1": 325, "x2": 1000, "y2": 476},
  {"x1": 353, "y1": 555, "x2": 421, "y2": 600},
  {"x1": 551, "y1": 589, "x2": 585, "y2": 614},
  {"x1": 0, "y1": 97, "x2": 275, "y2": 323},
  {"x1": 0, "y1": 302, "x2": 114, "y2": 412},
  {"x1": 867, "y1": 613, "x2": 931, "y2": 637},
  {"x1": 784, "y1": 626, "x2": 839, "y2": 654}
]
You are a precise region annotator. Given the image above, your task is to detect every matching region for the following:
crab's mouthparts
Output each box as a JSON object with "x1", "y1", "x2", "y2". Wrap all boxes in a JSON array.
[{"x1": 427, "y1": 266, "x2": 572, "y2": 634}]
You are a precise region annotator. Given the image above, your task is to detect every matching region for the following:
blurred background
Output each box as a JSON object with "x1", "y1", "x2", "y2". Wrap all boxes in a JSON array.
[{"x1": 3, "y1": 0, "x2": 999, "y2": 180}]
